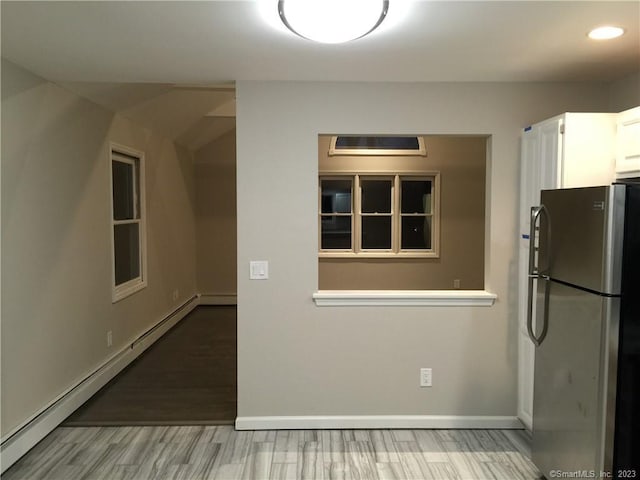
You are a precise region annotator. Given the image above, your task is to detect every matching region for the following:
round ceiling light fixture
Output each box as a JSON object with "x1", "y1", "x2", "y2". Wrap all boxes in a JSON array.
[
  {"x1": 278, "y1": 0, "x2": 390, "y2": 44},
  {"x1": 588, "y1": 26, "x2": 625, "y2": 40}
]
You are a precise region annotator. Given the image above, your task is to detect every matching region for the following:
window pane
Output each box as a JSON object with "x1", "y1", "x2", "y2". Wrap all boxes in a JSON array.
[
  {"x1": 362, "y1": 216, "x2": 392, "y2": 249},
  {"x1": 335, "y1": 136, "x2": 420, "y2": 150},
  {"x1": 321, "y1": 216, "x2": 352, "y2": 249},
  {"x1": 321, "y1": 180, "x2": 352, "y2": 213},
  {"x1": 402, "y1": 216, "x2": 432, "y2": 250},
  {"x1": 112, "y1": 161, "x2": 135, "y2": 220},
  {"x1": 114, "y1": 223, "x2": 140, "y2": 285},
  {"x1": 361, "y1": 180, "x2": 392, "y2": 213},
  {"x1": 402, "y1": 180, "x2": 432, "y2": 214}
]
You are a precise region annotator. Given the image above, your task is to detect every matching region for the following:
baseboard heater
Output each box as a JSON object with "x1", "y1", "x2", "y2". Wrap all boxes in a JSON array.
[
  {"x1": 198, "y1": 293, "x2": 237, "y2": 305},
  {"x1": 131, "y1": 294, "x2": 198, "y2": 348},
  {"x1": 0, "y1": 294, "x2": 199, "y2": 473}
]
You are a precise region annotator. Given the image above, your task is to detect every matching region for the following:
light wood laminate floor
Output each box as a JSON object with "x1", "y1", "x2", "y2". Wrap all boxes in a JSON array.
[{"x1": 2, "y1": 426, "x2": 540, "y2": 480}]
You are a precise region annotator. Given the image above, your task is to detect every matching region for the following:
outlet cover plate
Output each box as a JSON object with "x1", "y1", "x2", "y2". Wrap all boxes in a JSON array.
[
  {"x1": 250, "y1": 260, "x2": 269, "y2": 280},
  {"x1": 420, "y1": 368, "x2": 432, "y2": 387}
]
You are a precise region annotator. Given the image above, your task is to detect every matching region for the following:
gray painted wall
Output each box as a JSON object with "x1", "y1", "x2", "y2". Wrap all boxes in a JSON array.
[
  {"x1": 608, "y1": 71, "x2": 640, "y2": 112},
  {"x1": 235, "y1": 81, "x2": 612, "y2": 418},
  {"x1": 194, "y1": 130, "x2": 237, "y2": 297}
]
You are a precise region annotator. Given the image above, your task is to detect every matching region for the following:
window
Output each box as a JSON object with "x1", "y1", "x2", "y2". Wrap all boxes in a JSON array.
[
  {"x1": 320, "y1": 178, "x2": 353, "y2": 250},
  {"x1": 329, "y1": 135, "x2": 426, "y2": 156},
  {"x1": 319, "y1": 134, "x2": 486, "y2": 291},
  {"x1": 319, "y1": 173, "x2": 439, "y2": 257},
  {"x1": 110, "y1": 144, "x2": 147, "y2": 302},
  {"x1": 401, "y1": 178, "x2": 433, "y2": 250},
  {"x1": 361, "y1": 177, "x2": 393, "y2": 250}
]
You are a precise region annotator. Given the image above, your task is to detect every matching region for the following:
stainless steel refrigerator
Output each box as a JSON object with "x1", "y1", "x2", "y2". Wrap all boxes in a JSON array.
[{"x1": 527, "y1": 183, "x2": 640, "y2": 479}]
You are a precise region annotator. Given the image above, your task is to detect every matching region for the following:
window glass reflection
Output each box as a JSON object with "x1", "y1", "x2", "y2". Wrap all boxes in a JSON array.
[
  {"x1": 401, "y1": 180, "x2": 432, "y2": 214},
  {"x1": 321, "y1": 216, "x2": 352, "y2": 249},
  {"x1": 362, "y1": 216, "x2": 392, "y2": 249},
  {"x1": 401, "y1": 217, "x2": 431, "y2": 250},
  {"x1": 361, "y1": 180, "x2": 391, "y2": 213},
  {"x1": 335, "y1": 136, "x2": 420, "y2": 150},
  {"x1": 114, "y1": 223, "x2": 140, "y2": 285},
  {"x1": 321, "y1": 180, "x2": 352, "y2": 214}
]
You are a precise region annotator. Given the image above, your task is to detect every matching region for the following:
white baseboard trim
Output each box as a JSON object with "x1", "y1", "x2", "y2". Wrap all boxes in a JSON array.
[
  {"x1": 235, "y1": 415, "x2": 524, "y2": 430},
  {"x1": 0, "y1": 295, "x2": 199, "y2": 473},
  {"x1": 517, "y1": 410, "x2": 532, "y2": 432},
  {"x1": 199, "y1": 293, "x2": 237, "y2": 305}
]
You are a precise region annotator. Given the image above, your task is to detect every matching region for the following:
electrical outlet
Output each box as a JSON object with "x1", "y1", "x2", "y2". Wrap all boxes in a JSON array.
[
  {"x1": 420, "y1": 368, "x2": 432, "y2": 387},
  {"x1": 172, "y1": 289, "x2": 179, "y2": 301},
  {"x1": 250, "y1": 261, "x2": 269, "y2": 280},
  {"x1": 107, "y1": 331, "x2": 113, "y2": 348},
  {"x1": 453, "y1": 279, "x2": 461, "y2": 289}
]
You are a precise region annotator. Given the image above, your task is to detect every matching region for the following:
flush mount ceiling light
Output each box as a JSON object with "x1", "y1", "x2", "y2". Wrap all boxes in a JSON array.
[
  {"x1": 588, "y1": 26, "x2": 625, "y2": 40},
  {"x1": 278, "y1": 0, "x2": 389, "y2": 44}
]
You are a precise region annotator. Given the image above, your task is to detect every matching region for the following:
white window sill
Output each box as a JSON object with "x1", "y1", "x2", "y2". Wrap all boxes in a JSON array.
[
  {"x1": 312, "y1": 290, "x2": 497, "y2": 307},
  {"x1": 319, "y1": 252, "x2": 439, "y2": 259},
  {"x1": 112, "y1": 280, "x2": 147, "y2": 303}
]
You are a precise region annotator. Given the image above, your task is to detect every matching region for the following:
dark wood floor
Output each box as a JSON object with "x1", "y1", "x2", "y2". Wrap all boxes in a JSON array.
[{"x1": 63, "y1": 306, "x2": 237, "y2": 426}]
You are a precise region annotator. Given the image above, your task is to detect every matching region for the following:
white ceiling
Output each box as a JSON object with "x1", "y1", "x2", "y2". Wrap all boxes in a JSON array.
[{"x1": 2, "y1": 0, "x2": 639, "y2": 149}]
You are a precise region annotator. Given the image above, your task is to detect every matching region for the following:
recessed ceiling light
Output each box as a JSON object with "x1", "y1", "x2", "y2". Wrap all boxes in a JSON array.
[
  {"x1": 278, "y1": 0, "x2": 389, "y2": 44},
  {"x1": 588, "y1": 26, "x2": 625, "y2": 40}
]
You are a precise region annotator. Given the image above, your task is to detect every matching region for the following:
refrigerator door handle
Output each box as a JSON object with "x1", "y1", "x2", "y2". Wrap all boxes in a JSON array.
[
  {"x1": 538, "y1": 275, "x2": 551, "y2": 345},
  {"x1": 526, "y1": 274, "x2": 540, "y2": 346},
  {"x1": 527, "y1": 205, "x2": 551, "y2": 347},
  {"x1": 538, "y1": 205, "x2": 551, "y2": 275},
  {"x1": 527, "y1": 274, "x2": 551, "y2": 347},
  {"x1": 528, "y1": 206, "x2": 543, "y2": 276}
]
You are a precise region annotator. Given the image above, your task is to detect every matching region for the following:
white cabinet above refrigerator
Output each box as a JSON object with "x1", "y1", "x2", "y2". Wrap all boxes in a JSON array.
[
  {"x1": 519, "y1": 112, "x2": 617, "y2": 234},
  {"x1": 616, "y1": 106, "x2": 640, "y2": 179}
]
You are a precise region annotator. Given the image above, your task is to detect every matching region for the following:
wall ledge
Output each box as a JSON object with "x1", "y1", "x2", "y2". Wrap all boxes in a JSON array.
[
  {"x1": 236, "y1": 415, "x2": 522, "y2": 430},
  {"x1": 312, "y1": 290, "x2": 497, "y2": 307}
]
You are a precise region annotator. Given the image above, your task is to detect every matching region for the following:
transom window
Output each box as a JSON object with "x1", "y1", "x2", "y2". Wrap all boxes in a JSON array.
[
  {"x1": 319, "y1": 173, "x2": 439, "y2": 257},
  {"x1": 329, "y1": 135, "x2": 427, "y2": 156}
]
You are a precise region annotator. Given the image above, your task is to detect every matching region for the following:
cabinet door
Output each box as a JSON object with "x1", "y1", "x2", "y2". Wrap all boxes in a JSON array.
[
  {"x1": 519, "y1": 118, "x2": 561, "y2": 231},
  {"x1": 539, "y1": 118, "x2": 562, "y2": 189},
  {"x1": 562, "y1": 113, "x2": 617, "y2": 187},
  {"x1": 520, "y1": 127, "x2": 541, "y2": 235},
  {"x1": 616, "y1": 106, "x2": 640, "y2": 178}
]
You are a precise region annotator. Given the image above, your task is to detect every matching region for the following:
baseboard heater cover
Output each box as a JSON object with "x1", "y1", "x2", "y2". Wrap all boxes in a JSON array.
[
  {"x1": 198, "y1": 293, "x2": 237, "y2": 305},
  {"x1": 235, "y1": 415, "x2": 524, "y2": 430},
  {"x1": 0, "y1": 295, "x2": 199, "y2": 473}
]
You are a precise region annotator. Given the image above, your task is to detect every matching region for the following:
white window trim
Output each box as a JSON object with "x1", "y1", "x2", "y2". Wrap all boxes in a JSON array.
[
  {"x1": 319, "y1": 171, "x2": 440, "y2": 258},
  {"x1": 328, "y1": 136, "x2": 427, "y2": 156},
  {"x1": 312, "y1": 290, "x2": 497, "y2": 307},
  {"x1": 110, "y1": 143, "x2": 148, "y2": 303}
]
